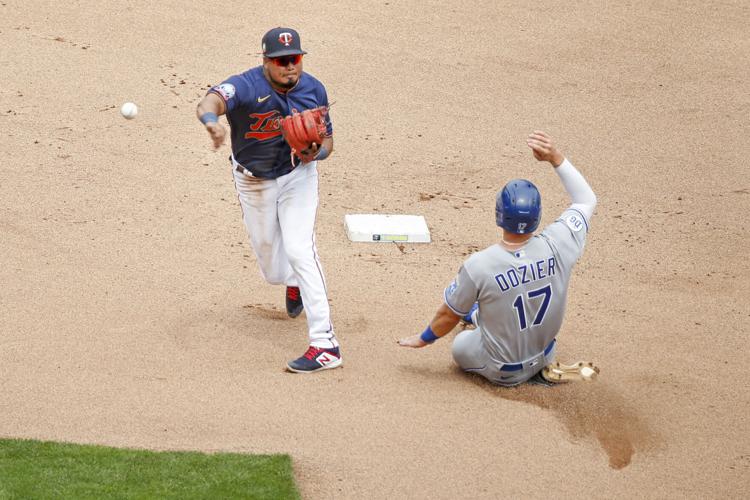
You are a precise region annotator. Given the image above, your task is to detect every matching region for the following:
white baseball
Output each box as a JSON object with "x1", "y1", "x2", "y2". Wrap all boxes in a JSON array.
[
  {"x1": 581, "y1": 366, "x2": 596, "y2": 379},
  {"x1": 120, "y1": 102, "x2": 138, "y2": 119}
]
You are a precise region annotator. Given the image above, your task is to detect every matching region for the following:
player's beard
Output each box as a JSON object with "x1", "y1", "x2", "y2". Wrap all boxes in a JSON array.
[{"x1": 271, "y1": 73, "x2": 298, "y2": 90}]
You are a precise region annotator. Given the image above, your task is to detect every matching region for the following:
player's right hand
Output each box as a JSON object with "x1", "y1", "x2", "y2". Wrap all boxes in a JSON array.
[
  {"x1": 206, "y1": 122, "x2": 226, "y2": 149},
  {"x1": 527, "y1": 130, "x2": 564, "y2": 167}
]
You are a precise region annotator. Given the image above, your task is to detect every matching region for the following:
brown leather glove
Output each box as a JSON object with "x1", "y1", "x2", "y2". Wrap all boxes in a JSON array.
[{"x1": 280, "y1": 106, "x2": 329, "y2": 162}]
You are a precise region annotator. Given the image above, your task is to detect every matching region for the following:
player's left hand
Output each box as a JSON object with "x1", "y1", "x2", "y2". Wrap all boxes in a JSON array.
[
  {"x1": 397, "y1": 334, "x2": 428, "y2": 348},
  {"x1": 298, "y1": 142, "x2": 319, "y2": 163}
]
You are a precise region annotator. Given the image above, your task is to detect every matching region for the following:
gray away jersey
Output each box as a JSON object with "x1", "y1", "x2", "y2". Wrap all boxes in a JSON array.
[{"x1": 445, "y1": 208, "x2": 590, "y2": 364}]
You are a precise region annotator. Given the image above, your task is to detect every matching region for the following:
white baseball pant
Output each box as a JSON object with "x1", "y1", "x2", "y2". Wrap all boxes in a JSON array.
[{"x1": 232, "y1": 161, "x2": 337, "y2": 349}]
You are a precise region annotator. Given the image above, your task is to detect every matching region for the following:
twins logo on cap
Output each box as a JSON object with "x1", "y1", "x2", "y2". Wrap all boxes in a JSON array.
[{"x1": 278, "y1": 32, "x2": 293, "y2": 46}]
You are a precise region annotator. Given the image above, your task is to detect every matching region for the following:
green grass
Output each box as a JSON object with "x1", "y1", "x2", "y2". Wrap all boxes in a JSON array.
[{"x1": 0, "y1": 439, "x2": 300, "y2": 499}]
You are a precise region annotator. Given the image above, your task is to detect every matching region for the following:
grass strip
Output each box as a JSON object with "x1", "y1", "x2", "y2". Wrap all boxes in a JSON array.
[{"x1": 0, "y1": 438, "x2": 300, "y2": 499}]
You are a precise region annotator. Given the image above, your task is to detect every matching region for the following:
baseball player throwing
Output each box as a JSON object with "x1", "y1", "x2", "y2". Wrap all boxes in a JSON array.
[
  {"x1": 195, "y1": 27, "x2": 341, "y2": 373},
  {"x1": 398, "y1": 131, "x2": 597, "y2": 386}
]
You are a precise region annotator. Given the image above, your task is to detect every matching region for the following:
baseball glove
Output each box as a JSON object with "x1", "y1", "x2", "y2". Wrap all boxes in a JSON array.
[{"x1": 280, "y1": 106, "x2": 329, "y2": 161}]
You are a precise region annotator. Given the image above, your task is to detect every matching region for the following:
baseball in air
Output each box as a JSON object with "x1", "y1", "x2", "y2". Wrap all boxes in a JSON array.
[{"x1": 120, "y1": 102, "x2": 138, "y2": 119}]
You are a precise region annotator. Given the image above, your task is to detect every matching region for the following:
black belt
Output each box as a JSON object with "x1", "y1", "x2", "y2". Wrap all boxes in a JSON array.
[
  {"x1": 500, "y1": 339, "x2": 556, "y2": 372},
  {"x1": 234, "y1": 163, "x2": 255, "y2": 177},
  {"x1": 229, "y1": 154, "x2": 256, "y2": 178}
]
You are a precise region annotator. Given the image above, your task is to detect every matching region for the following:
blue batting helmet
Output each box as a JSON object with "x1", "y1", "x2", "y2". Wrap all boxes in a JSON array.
[{"x1": 495, "y1": 179, "x2": 542, "y2": 234}]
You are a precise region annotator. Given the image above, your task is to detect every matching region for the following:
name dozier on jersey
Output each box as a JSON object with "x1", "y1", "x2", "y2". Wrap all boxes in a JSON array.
[{"x1": 494, "y1": 257, "x2": 557, "y2": 293}]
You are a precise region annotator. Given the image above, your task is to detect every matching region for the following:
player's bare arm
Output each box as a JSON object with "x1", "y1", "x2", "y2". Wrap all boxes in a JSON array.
[
  {"x1": 398, "y1": 303, "x2": 462, "y2": 348},
  {"x1": 320, "y1": 135, "x2": 333, "y2": 157},
  {"x1": 196, "y1": 92, "x2": 227, "y2": 150},
  {"x1": 527, "y1": 130, "x2": 564, "y2": 166}
]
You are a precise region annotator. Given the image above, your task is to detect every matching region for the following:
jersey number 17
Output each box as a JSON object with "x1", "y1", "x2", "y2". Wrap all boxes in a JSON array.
[{"x1": 512, "y1": 284, "x2": 552, "y2": 330}]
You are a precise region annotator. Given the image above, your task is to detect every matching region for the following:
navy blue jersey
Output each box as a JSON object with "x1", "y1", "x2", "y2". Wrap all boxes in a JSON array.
[{"x1": 208, "y1": 66, "x2": 333, "y2": 179}]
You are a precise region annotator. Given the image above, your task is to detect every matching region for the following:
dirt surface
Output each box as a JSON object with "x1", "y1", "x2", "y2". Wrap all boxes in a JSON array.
[{"x1": 1, "y1": 1, "x2": 748, "y2": 498}]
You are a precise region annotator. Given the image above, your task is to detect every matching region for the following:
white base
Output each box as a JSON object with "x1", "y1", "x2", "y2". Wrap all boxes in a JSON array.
[{"x1": 344, "y1": 214, "x2": 431, "y2": 243}]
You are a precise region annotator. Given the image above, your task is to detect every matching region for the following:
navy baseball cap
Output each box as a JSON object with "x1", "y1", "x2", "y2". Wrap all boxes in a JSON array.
[{"x1": 262, "y1": 27, "x2": 307, "y2": 57}]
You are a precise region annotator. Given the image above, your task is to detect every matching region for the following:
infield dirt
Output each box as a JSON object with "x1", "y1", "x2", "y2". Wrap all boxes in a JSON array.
[{"x1": 1, "y1": 1, "x2": 748, "y2": 498}]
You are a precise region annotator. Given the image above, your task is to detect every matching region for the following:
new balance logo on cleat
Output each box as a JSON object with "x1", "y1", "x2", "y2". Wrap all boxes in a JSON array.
[
  {"x1": 287, "y1": 345, "x2": 342, "y2": 373},
  {"x1": 316, "y1": 352, "x2": 337, "y2": 365}
]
